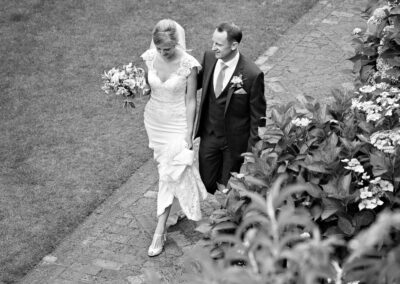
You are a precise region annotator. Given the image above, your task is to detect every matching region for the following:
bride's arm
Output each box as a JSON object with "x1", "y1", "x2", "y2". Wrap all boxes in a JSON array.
[
  {"x1": 185, "y1": 67, "x2": 198, "y2": 149},
  {"x1": 142, "y1": 64, "x2": 151, "y2": 97}
]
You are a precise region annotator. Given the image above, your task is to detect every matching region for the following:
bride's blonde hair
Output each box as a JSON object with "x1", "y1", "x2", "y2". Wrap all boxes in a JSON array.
[{"x1": 152, "y1": 19, "x2": 178, "y2": 46}]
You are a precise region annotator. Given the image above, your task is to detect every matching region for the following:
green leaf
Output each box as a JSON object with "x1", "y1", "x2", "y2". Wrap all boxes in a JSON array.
[
  {"x1": 370, "y1": 151, "x2": 390, "y2": 176},
  {"x1": 339, "y1": 174, "x2": 352, "y2": 197},
  {"x1": 360, "y1": 64, "x2": 375, "y2": 82},
  {"x1": 258, "y1": 126, "x2": 284, "y2": 143},
  {"x1": 277, "y1": 213, "x2": 315, "y2": 231},
  {"x1": 358, "y1": 121, "x2": 374, "y2": 134},
  {"x1": 213, "y1": 235, "x2": 243, "y2": 247},
  {"x1": 195, "y1": 222, "x2": 213, "y2": 235},
  {"x1": 241, "y1": 191, "x2": 267, "y2": 212},
  {"x1": 211, "y1": 209, "x2": 229, "y2": 218},
  {"x1": 323, "y1": 225, "x2": 344, "y2": 237},
  {"x1": 301, "y1": 162, "x2": 328, "y2": 173},
  {"x1": 211, "y1": 221, "x2": 237, "y2": 234},
  {"x1": 228, "y1": 179, "x2": 248, "y2": 193},
  {"x1": 244, "y1": 175, "x2": 268, "y2": 187},
  {"x1": 391, "y1": 6, "x2": 400, "y2": 15},
  {"x1": 328, "y1": 132, "x2": 339, "y2": 147},
  {"x1": 223, "y1": 247, "x2": 248, "y2": 262},
  {"x1": 310, "y1": 204, "x2": 322, "y2": 220},
  {"x1": 354, "y1": 210, "x2": 375, "y2": 228},
  {"x1": 228, "y1": 200, "x2": 246, "y2": 215},
  {"x1": 271, "y1": 108, "x2": 284, "y2": 127},
  {"x1": 309, "y1": 128, "x2": 325, "y2": 138},
  {"x1": 305, "y1": 182, "x2": 323, "y2": 198},
  {"x1": 300, "y1": 137, "x2": 319, "y2": 154},
  {"x1": 287, "y1": 162, "x2": 300, "y2": 172},
  {"x1": 356, "y1": 134, "x2": 370, "y2": 142},
  {"x1": 210, "y1": 246, "x2": 224, "y2": 259},
  {"x1": 284, "y1": 105, "x2": 297, "y2": 120},
  {"x1": 351, "y1": 38, "x2": 364, "y2": 53},
  {"x1": 273, "y1": 183, "x2": 311, "y2": 210},
  {"x1": 317, "y1": 104, "x2": 332, "y2": 123},
  {"x1": 361, "y1": 46, "x2": 378, "y2": 57},
  {"x1": 321, "y1": 197, "x2": 342, "y2": 220},
  {"x1": 322, "y1": 180, "x2": 338, "y2": 196},
  {"x1": 338, "y1": 215, "x2": 355, "y2": 236},
  {"x1": 212, "y1": 216, "x2": 233, "y2": 224}
]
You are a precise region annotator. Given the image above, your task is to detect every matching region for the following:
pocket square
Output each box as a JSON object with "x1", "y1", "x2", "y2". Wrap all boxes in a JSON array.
[{"x1": 234, "y1": 88, "x2": 247, "y2": 95}]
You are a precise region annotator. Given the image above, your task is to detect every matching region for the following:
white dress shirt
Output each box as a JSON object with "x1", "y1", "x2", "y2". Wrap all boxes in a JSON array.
[{"x1": 213, "y1": 51, "x2": 240, "y2": 93}]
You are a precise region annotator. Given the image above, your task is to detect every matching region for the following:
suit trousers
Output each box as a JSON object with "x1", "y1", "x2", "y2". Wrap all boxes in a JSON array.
[{"x1": 199, "y1": 131, "x2": 243, "y2": 194}]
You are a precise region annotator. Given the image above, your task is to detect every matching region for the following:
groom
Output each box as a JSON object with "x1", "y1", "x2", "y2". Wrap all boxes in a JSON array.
[{"x1": 195, "y1": 22, "x2": 266, "y2": 194}]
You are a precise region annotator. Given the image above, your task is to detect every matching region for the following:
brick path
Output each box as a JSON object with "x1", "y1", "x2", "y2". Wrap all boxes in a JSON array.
[{"x1": 20, "y1": 0, "x2": 365, "y2": 283}]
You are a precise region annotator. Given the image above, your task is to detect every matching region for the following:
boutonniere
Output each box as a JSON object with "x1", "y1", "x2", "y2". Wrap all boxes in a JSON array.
[{"x1": 230, "y1": 74, "x2": 247, "y2": 94}]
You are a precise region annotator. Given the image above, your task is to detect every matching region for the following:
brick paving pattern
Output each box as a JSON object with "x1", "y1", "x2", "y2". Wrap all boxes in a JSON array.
[{"x1": 20, "y1": 0, "x2": 365, "y2": 283}]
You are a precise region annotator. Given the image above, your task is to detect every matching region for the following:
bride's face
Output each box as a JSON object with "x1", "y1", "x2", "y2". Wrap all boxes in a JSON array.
[{"x1": 156, "y1": 42, "x2": 176, "y2": 60}]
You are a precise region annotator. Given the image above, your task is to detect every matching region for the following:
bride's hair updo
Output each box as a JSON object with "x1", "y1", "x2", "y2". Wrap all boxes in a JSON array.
[{"x1": 152, "y1": 19, "x2": 178, "y2": 46}]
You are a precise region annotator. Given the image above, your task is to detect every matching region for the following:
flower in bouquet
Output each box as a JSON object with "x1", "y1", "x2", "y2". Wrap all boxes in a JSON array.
[{"x1": 102, "y1": 62, "x2": 147, "y2": 108}]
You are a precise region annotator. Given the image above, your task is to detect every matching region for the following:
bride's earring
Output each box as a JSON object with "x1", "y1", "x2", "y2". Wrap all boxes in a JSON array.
[{"x1": 148, "y1": 233, "x2": 167, "y2": 257}]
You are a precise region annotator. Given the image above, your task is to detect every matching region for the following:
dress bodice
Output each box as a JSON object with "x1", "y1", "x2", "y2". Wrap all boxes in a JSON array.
[{"x1": 141, "y1": 49, "x2": 201, "y2": 105}]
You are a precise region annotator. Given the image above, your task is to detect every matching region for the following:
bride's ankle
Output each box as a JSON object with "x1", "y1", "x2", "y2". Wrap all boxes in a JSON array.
[{"x1": 153, "y1": 227, "x2": 165, "y2": 236}]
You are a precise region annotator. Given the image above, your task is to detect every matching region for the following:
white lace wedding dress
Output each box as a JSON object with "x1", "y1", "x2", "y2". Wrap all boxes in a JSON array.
[{"x1": 141, "y1": 49, "x2": 207, "y2": 221}]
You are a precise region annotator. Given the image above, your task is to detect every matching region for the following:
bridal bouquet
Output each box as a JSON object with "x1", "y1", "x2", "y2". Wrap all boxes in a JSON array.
[{"x1": 101, "y1": 62, "x2": 148, "y2": 108}]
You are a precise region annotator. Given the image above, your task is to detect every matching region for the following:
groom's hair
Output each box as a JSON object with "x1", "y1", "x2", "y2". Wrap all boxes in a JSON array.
[{"x1": 216, "y1": 22, "x2": 242, "y2": 44}]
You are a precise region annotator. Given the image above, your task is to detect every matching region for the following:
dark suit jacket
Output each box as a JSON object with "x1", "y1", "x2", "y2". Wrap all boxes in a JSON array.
[{"x1": 195, "y1": 50, "x2": 266, "y2": 152}]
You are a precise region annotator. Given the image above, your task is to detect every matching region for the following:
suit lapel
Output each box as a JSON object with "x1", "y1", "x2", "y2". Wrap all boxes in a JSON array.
[{"x1": 224, "y1": 53, "x2": 244, "y2": 116}]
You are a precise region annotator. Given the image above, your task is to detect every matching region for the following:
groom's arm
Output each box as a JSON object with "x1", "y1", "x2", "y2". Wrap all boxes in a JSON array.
[
  {"x1": 247, "y1": 71, "x2": 266, "y2": 151},
  {"x1": 197, "y1": 52, "x2": 206, "y2": 90}
]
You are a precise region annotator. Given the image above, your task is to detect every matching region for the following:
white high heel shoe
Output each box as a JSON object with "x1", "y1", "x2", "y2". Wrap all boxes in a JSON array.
[{"x1": 148, "y1": 233, "x2": 167, "y2": 257}]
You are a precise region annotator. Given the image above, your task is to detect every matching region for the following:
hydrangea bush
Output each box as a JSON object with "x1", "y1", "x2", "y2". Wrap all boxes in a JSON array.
[{"x1": 351, "y1": 0, "x2": 400, "y2": 86}]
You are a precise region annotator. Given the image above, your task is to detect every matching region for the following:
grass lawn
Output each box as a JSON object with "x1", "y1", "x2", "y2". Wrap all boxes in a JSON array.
[{"x1": 0, "y1": 0, "x2": 318, "y2": 282}]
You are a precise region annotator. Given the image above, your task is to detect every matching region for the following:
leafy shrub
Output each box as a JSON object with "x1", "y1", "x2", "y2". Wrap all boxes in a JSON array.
[
  {"x1": 350, "y1": 0, "x2": 400, "y2": 86},
  {"x1": 187, "y1": 176, "x2": 343, "y2": 284}
]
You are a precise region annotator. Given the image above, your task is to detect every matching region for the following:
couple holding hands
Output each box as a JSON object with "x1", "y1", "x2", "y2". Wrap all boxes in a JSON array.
[{"x1": 141, "y1": 19, "x2": 266, "y2": 256}]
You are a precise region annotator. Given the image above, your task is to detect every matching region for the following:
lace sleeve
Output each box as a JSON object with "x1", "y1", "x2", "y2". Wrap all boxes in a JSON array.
[
  {"x1": 140, "y1": 49, "x2": 157, "y2": 69},
  {"x1": 177, "y1": 54, "x2": 202, "y2": 77}
]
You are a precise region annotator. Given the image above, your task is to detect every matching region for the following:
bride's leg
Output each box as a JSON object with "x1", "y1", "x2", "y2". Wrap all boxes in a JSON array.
[
  {"x1": 166, "y1": 198, "x2": 185, "y2": 227},
  {"x1": 154, "y1": 204, "x2": 171, "y2": 235},
  {"x1": 148, "y1": 204, "x2": 171, "y2": 257}
]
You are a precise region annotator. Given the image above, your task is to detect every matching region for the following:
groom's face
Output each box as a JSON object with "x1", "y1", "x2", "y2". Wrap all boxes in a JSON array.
[{"x1": 212, "y1": 30, "x2": 236, "y2": 61}]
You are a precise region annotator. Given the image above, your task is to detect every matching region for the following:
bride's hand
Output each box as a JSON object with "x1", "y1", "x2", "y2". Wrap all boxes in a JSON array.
[{"x1": 185, "y1": 136, "x2": 193, "y2": 150}]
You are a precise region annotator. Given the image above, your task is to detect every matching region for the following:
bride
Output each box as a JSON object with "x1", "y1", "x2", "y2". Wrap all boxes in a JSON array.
[{"x1": 141, "y1": 19, "x2": 207, "y2": 257}]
